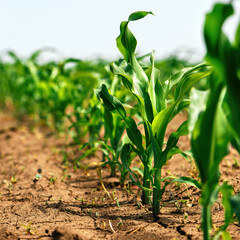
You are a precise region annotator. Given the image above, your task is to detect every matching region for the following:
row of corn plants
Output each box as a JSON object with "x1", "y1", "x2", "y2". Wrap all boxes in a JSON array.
[
  {"x1": 0, "y1": 50, "x2": 112, "y2": 143},
  {"x1": 0, "y1": 1, "x2": 239, "y2": 239},
  {"x1": 0, "y1": 50, "x2": 187, "y2": 139}
]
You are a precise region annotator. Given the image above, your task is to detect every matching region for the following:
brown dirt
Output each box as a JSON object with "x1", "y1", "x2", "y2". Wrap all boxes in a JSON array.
[{"x1": 0, "y1": 112, "x2": 239, "y2": 240}]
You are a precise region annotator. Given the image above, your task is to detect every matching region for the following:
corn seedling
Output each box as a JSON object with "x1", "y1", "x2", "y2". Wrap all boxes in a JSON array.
[
  {"x1": 79, "y1": 71, "x2": 133, "y2": 178},
  {"x1": 10, "y1": 174, "x2": 17, "y2": 184},
  {"x1": 21, "y1": 222, "x2": 36, "y2": 235},
  {"x1": 96, "y1": 11, "x2": 211, "y2": 218},
  {"x1": 48, "y1": 173, "x2": 57, "y2": 184}
]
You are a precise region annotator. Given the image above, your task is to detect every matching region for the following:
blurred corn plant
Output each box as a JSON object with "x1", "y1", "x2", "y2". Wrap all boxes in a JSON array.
[
  {"x1": 0, "y1": 51, "x2": 40, "y2": 118},
  {"x1": 178, "y1": 2, "x2": 240, "y2": 239},
  {"x1": 57, "y1": 58, "x2": 103, "y2": 142},
  {"x1": 96, "y1": 11, "x2": 212, "y2": 217},
  {"x1": 31, "y1": 54, "x2": 110, "y2": 135},
  {"x1": 0, "y1": 59, "x2": 9, "y2": 108},
  {"x1": 27, "y1": 51, "x2": 70, "y2": 130}
]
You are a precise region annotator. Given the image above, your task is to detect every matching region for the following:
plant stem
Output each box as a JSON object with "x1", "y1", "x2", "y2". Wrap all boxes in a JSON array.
[
  {"x1": 142, "y1": 167, "x2": 150, "y2": 205},
  {"x1": 110, "y1": 165, "x2": 116, "y2": 177},
  {"x1": 153, "y1": 168, "x2": 161, "y2": 218},
  {"x1": 202, "y1": 204, "x2": 211, "y2": 240}
]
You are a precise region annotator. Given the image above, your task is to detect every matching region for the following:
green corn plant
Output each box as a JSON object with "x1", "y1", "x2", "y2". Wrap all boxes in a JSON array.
[
  {"x1": 101, "y1": 108, "x2": 126, "y2": 177},
  {"x1": 185, "y1": 2, "x2": 240, "y2": 239},
  {"x1": 0, "y1": 58, "x2": 9, "y2": 108},
  {"x1": 1, "y1": 49, "x2": 70, "y2": 128},
  {"x1": 2, "y1": 51, "x2": 39, "y2": 119},
  {"x1": 27, "y1": 53, "x2": 69, "y2": 130},
  {"x1": 99, "y1": 74, "x2": 137, "y2": 178},
  {"x1": 29, "y1": 54, "x2": 109, "y2": 137},
  {"x1": 96, "y1": 11, "x2": 212, "y2": 217},
  {"x1": 188, "y1": 86, "x2": 234, "y2": 240},
  {"x1": 79, "y1": 77, "x2": 132, "y2": 178},
  {"x1": 58, "y1": 58, "x2": 103, "y2": 142},
  {"x1": 31, "y1": 54, "x2": 103, "y2": 133},
  {"x1": 79, "y1": 108, "x2": 127, "y2": 178},
  {"x1": 72, "y1": 60, "x2": 136, "y2": 175}
]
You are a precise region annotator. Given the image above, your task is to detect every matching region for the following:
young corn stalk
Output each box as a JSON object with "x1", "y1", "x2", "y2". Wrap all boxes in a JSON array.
[
  {"x1": 184, "y1": 2, "x2": 240, "y2": 239},
  {"x1": 101, "y1": 108, "x2": 126, "y2": 177},
  {"x1": 78, "y1": 71, "x2": 133, "y2": 178},
  {"x1": 100, "y1": 73, "x2": 137, "y2": 179},
  {"x1": 79, "y1": 107, "x2": 127, "y2": 178},
  {"x1": 96, "y1": 11, "x2": 211, "y2": 217}
]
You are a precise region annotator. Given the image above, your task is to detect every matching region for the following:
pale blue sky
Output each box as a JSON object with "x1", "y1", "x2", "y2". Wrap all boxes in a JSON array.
[{"x1": 1, "y1": 0, "x2": 239, "y2": 61}]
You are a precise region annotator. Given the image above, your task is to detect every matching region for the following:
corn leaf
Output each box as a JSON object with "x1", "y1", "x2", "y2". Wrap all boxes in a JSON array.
[
  {"x1": 152, "y1": 105, "x2": 175, "y2": 150},
  {"x1": 204, "y1": 3, "x2": 240, "y2": 139},
  {"x1": 204, "y1": 3, "x2": 233, "y2": 60},
  {"x1": 172, "y1": 176, "x2": 202, "y2": 190},
  {"x1": 219, "y1": 183, "x2": 234, "y2": 227},
  {"x1": 147, "y1": 51, "x2": 165, "y2": 113},
  {"x1": 128, "y1": 11, "x2": 154, "y2": 21},
  {"x1": 103, "y1": 108, "x2": 114, "y2": 140},
  {"x1": 190, "y1": 83, "x2": 230, "y2": 186},
  {"x1": 174, "y1": 65, "x2": 212, "y2": 101},
  {"x1": 146, "y1": 121, "x2": 162, "y2": 168},
  {"x1": 95, "y1": 84, "x2": 126, "y2": 118},
  {"x1": 120, "y1": 144, "x2": 144, "y2": 189},
  {"x1": 116, "y1": 11, "x2": 152, "y2": 97},
  {"x1": 110, "y1": 61, "x2": 134, "y2": 92},
  {"x1": 188, "y1": 88, "x2": 209, "y2": 133},
  {"x1": 95, "y1": 84, "x2": 143, "y2": 151},
  {"x1": 164, "y1": 120, "x2": 188, "y2": 154},
  {"x1": 230, "y1": 195, "x2": 240, "y2": 223},
  {"x1": 212, "y1": 183, "x2": 235, "y2": 240}
]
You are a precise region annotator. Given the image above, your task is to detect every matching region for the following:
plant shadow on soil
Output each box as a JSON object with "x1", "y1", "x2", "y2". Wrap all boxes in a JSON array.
[{"x1": 0, "y1": 112, "x2": 239, "y2": 240}]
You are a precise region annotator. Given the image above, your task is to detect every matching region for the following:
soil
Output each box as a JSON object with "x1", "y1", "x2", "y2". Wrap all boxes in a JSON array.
[{"x1": 0, "y1": 111, "x2": 239, "y2": 240}]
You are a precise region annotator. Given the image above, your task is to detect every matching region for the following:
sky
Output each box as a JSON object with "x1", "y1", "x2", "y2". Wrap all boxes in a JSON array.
[{"x1": 1, "y1": 0, "x2": 240, "y2": 62}]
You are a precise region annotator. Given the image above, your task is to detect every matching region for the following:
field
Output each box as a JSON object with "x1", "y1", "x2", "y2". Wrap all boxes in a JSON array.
[
  {"x1": 0, "y1": 112, "x2": 239, "y2": 240},
  {"x1": 0, "y1": 2, "x2": 240, "y2": 240}
]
